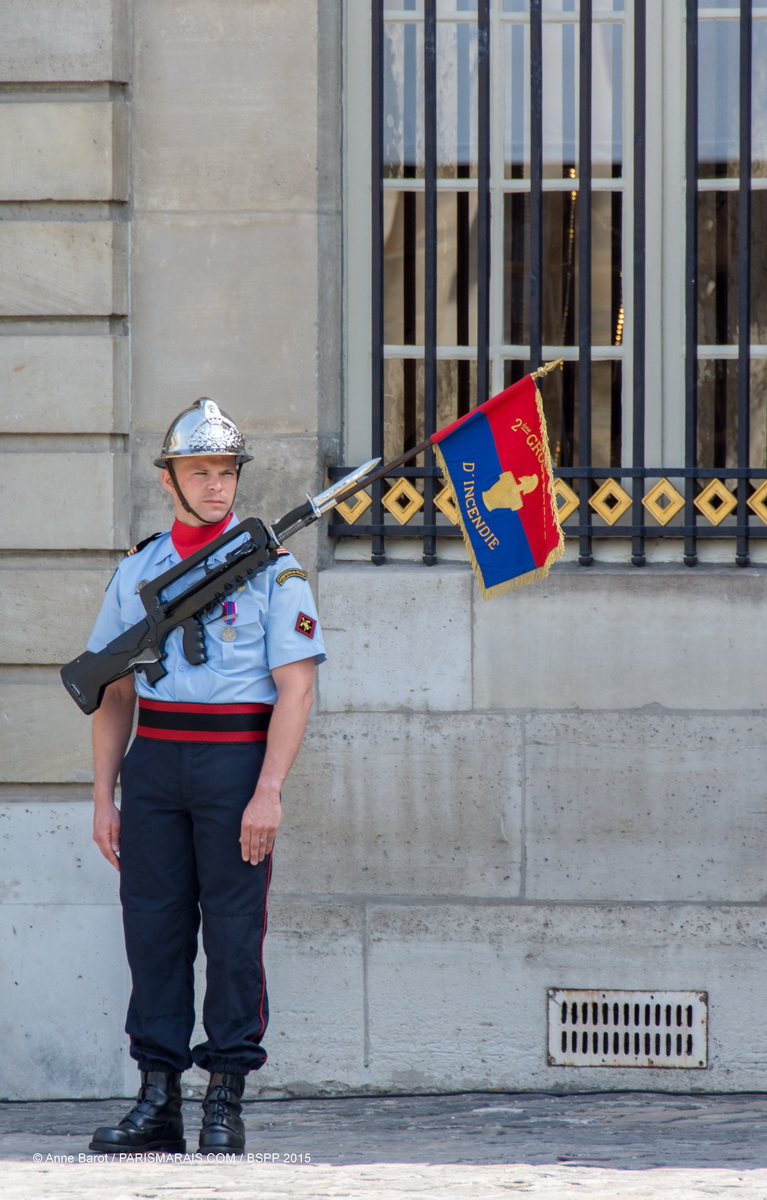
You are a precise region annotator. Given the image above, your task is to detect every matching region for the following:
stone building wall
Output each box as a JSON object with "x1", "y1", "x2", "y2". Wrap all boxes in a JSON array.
[
  {"x1": 0, "y1": 0, "x2": 337, "y2": 1099},
  {"x1": 2, "y1": 0, "x2": 766, "y2": 1101}
]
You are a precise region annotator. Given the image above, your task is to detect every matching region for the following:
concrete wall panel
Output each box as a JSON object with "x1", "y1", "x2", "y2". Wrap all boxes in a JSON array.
[
  {"x1": 0, "y1": 905, "x2": 128, "y2": 1100},
  {"x1": 0, "y1": 336, "x2": 127, "y2": 433},
  {"x1": 0, "y1": 103, "x2": 126, "y2": 201},
  {"x1": 0, "y1": 453, "x2": 128, "y2": 550},
  {"x1": 524, "y1": 711, "x2": 767, "y2": 903},
  {"x1": 131, "y1": 216, "x2": 319, "y2": 434},
  {"x1": 474, "y1": 567, "x2": 767, "y2": 712},
  {"x1": 247, "y1": 901, "x2": 366, "y2": 1095},
  {"x1": 0, "y1": 0, "x2": 128, "y2": 82},
  {"x1": 0, "y1": 223, "x2": 127, "y2": 317},
  {"x1": 0, "y1": 569, "x2": 110, "y2": 664},
  {"x1": 133, "y1": 0, "x2": 317, "y2": 211},
  {"x1": 0, "y1": 801, "x2": 116, "y2": 906},
  {"x1": 280, "y1": 712, "x2": 523, "y2": 898},
  {"x1": 366, "y1": 903, "x2": 767, "y2": 1092},
  {"x1": 318, "y1": 565, "x2": 473, "y2": 712},
  {"x1": 0, "y1": 684, "x2": 92, "y2": 783}
]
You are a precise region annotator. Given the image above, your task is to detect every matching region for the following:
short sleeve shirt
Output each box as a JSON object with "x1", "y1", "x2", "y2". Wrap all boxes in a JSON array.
[{"x1": 87, "y1": 520, "x2": 326, "y2": 705}]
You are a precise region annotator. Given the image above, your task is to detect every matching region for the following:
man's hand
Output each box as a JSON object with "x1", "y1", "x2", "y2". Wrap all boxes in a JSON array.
[
  {"x1": 240, "y1": 782, "x2": 282, "y2": 865},
  {"x1": 238, "y1": 657, "x2": 315, "y2": 866},
  {"x1": 91, "y1": 675, "x2": 135, "y2": 873},
  {"x1": 93, "y1": 800, "x2": 122, "y2": 871}
]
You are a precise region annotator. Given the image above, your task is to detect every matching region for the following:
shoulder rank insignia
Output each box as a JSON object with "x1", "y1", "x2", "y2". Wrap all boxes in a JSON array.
[
  {"x1": 125, "y1": 531, "x2": 162, "y2": 558},
  {"x1": 105, "y1": 531, "x2": 162, "y2": 591},
  {"x1": 276, "y1": 567, "x2": 308, "y2": 586},
  {"x1": 276, "y1": 547, "x2": 289, "y2": 556},
  {"x1": 295, "y1": 612, "x2": 316, "y2": 639}
]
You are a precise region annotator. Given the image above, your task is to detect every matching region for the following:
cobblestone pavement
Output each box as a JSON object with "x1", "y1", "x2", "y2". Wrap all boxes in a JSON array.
[{"x1": 1, "y1": 1091, "x2": 767, "y2": 1199}]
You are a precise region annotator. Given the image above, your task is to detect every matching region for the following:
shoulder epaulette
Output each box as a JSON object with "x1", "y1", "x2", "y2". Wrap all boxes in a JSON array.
[
  {"x1": 276, "y1": 547, "x2": 289, "y2": 556},
  {"x1": 125, "y1": 531, "x2": 163, "y2": 558}
]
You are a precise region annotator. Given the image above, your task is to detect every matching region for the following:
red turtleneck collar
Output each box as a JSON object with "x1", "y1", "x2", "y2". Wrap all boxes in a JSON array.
[{"x1": 171, "y1": 513, "x2": 234, "y2": 559}]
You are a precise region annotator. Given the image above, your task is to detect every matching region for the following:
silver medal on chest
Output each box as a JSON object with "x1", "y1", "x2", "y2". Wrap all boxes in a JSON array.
[{"x1": 221, "y1": 626, "x2": 237, "y2": 642}]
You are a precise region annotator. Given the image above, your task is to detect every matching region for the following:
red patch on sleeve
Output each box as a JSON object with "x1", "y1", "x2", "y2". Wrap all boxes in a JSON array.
[{"x1": 295, "y1": 612, "x2": 316, "y2": 639}]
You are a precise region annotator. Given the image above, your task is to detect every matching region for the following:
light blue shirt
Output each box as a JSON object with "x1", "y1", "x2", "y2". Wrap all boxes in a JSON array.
[{"x1": 87, "y1": 519, "x2": 326, "y2": 705}]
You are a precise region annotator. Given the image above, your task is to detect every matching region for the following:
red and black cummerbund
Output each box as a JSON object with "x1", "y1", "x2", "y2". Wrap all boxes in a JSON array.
[{"x1": 137, "y1": 699, "x2": 273, "y2": 743}]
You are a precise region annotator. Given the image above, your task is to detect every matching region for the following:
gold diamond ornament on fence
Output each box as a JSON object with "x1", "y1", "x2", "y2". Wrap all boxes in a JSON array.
[
  {"x1": 381, "y1": 477, "x2": 425, "y2": 525},
  {"x1": 642, "y1": 478, "x2": 685, "y2": 526},
  {"x1": 588, "y1": 479, "x2": 632, "y2": 525},
  {"x1": 747, "y1": 480, "x2": 767, "y2": 525},
  {"x1": 693, "y1": 479, "x2": 737, "y2": 526},
  {"x1": 552, "y1": 478, "x2": 579, "y2": 522},
  {"x1": 434, "y1": 482, "x2": 460, "y2": 525},
  {"x1": 334, "y1": 489, "x2": 373, "y2": 525}
]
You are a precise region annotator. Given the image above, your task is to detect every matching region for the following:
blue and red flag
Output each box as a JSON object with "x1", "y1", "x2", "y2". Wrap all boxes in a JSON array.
[{"x1": 431, "y1": 373, "x2": 563, "y2": 598}]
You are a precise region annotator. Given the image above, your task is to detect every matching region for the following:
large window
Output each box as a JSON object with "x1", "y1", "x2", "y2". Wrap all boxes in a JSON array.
[{"x1": 339, "y1": 0, "x2": 767, "y2": 566}]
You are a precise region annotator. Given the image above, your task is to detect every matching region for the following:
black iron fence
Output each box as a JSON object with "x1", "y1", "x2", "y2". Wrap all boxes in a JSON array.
[{"x1": 329, "y1": 0, "x2": 767, "y2": 567}]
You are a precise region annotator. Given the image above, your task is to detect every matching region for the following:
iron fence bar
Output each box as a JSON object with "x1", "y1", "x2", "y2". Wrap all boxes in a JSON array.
[
  {"x1": 422, "y1": 0, "x2": 438, "y2": 565},
  {"x1": 330, "y1": 464, "x2": 442, "y2": 480},
  {"x1": 530, "y1": 0, "x2": 544, "y2": 368},
  {"x1": 684, "y1": 0, "x2": 699, "y2": 566},
  {"x1": 331, "y1": 439, "x2": 433, "y2": 498},
  {"x1": 555, "y1": 466, "x2": 767, "y2": 478},
  {"x1": 329, "y1": 464, "x2": 767, "y2": 481},
  {"x1": 402, "y1": 9, "x2": 419, "y2": 457},
  {"x1": 476, "y1": 0, "x2": 491, "y2": 406},
  {"x1": 631, "y1": 0, "x2": 647, "y2": 567},
  {"x1": 328, "y1": 524, "x2": 462, "y2": 537},
  {"x1": 328, "y1": 522, "x2": 767, "y2": 539},
  {"x1": 536, "y1": 525, "x2": 767, "y2": 538},
  {"x1": 736, "y1": 0, "x2": 753, "y2": 566},
  {"x1": 578, "y1": 0, "x2": 594, "y2": 565},
  {"x1": 456, "y1": 0, "x2": 472, "y2": 417},
  {"x1": 371, "y1": 0, "x2": 386, "y2": 565}
]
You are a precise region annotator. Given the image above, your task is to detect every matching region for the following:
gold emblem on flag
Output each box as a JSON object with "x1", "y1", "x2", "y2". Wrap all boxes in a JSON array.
[{"x1": 482, "y1": 471, "x2": 539, "y2": 513}]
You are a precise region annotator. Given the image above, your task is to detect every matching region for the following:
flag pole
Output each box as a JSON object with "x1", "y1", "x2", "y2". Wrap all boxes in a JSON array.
[
  {"x1": 333, "y1": 360, "x2": 565, "y2": 510},
  {"x1": 530, "y1": 358, "x2": 564, "y2": 379}
]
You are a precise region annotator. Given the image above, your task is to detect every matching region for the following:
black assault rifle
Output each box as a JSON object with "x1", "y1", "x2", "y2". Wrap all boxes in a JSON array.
[{"x1": 60, "y1": 459, "x2": 379, "y2": 714}]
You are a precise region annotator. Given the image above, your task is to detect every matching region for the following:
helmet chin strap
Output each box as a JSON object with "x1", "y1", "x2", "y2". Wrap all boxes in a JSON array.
[{"x1": 165, "y1": 459, "x2": 242, "y2": 526}]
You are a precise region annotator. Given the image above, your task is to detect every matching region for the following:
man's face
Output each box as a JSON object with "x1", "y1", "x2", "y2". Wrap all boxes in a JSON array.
[{"x1": 161, "y1": 455, "x2": 239, "y2": 526}]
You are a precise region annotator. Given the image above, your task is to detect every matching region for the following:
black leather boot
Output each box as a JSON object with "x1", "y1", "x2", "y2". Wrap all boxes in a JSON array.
[
  {"x1": 198, "y1": 1072, "x2": 246, "y2": 1152},
  {"x1": 89, "y1": 1071, "x2": 185, "y2": 1153}
]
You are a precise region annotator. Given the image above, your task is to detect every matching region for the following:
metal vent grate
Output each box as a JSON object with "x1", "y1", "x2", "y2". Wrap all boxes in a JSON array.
[{"x1": 547, "y1": 990, "x2": 708, "y2": 1068}]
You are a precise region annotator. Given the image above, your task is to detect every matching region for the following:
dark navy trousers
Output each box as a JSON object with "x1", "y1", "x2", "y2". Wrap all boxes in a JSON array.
[{"x1": 119, "y1": 736, "x2": 271, "y2": 1075}]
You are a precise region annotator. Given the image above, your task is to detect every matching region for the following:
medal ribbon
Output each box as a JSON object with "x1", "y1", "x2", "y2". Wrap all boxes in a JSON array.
[{"x1": 222, "y1": 600, "x2": 237, "y2": 626}]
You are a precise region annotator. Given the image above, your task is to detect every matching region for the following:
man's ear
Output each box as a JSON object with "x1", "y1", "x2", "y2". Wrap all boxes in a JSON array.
[{"x1": 160, "y1": 467, "x2": 176, "y2": 497}]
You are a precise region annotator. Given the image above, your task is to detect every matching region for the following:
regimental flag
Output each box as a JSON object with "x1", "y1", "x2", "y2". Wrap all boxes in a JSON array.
[{"x1": 431, "y1": 373, "x2": 564, "y2": 599}]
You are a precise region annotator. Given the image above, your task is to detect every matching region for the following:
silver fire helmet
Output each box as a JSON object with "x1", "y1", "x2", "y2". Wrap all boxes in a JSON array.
[{"x1": 153, "y1": 398, "x2": 253, "y2": 467}]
